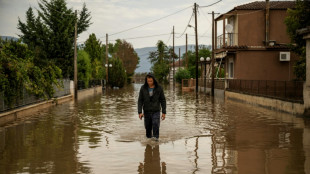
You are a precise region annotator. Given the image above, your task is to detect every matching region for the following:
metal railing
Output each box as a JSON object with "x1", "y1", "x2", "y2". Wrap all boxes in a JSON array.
[
  {"x1": 182, "y1": 78, "x2": 225, "y2": 90},
  {"x1": 227, "y1": 79, "x2": 304, "y2": 102},
  {"x1": 217, "y1": 33, "x2": 238, "y2": 49},
  {"x1": 0, "y1": 79, "x2": 71, "y2": 112}
]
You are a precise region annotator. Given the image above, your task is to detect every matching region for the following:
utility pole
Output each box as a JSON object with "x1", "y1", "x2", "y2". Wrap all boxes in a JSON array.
[
  {"x1": 106, "y1": 33, "x2": 108, "y2": 87},
  {"x1": 208, "y1": 11, "x2": 220, "y2": 97},
  {"x1": 211, "y1": 11, "x2": 215, "y2": 96},
  {"x1": 179, "y1": 48, "x2": 181, "y2": 68},
  {"x1": 173, "y1": 26, "x2": 175, "y2": 89},
  {"x1": 194, "y1": 3, "x2": 199, "y2": 93},
  {"x1": 186, "y1": 33, "x2": 188, "y2": 68},
  {"x1": 74, "y1": 10, "x2": 78, "y2": 100}
]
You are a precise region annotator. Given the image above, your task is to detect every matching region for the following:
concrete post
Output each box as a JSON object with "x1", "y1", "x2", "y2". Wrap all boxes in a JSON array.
[{"x1": 298, "y1": 27, "x2": 310, "y2": 115}]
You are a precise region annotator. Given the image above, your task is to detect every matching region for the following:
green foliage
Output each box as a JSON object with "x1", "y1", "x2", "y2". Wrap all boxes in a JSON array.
[
  {"x1": 108, "y1": 58, "x2": 127, "y2": 88},
  {"x1": 111, "y1": 39, "x2": 139, "y2": 83},
  {"x1": 151, "y1": 61, "x2": 170, "y2": 83},
  {"x1": 175, "y1": 68, "x2": 191, "y2": 84},
  {"x1": 18, "y1": 0, "x2": 92, "y2": 78},
  {"x1": 148, "y1": 40, "x2": 170, "y2": 83},
  {"x1": 285, "y1": 0, "x2": 310, "y2": 80},
  {"x1": 84, "y1": 33, "x2": 106, "y2": 80},
  {"x1": 77, "y1": 50, "x2": 92, "y2": 88},
  {"x1": 185, "y1": 48, "x2": 211, "y2": 78},
  {"x1": 0, "y1": 40, "x2": 62, "y2": 108},
  {"x1": 216, "y1": 67, "x2": 225, "y2": 78}
]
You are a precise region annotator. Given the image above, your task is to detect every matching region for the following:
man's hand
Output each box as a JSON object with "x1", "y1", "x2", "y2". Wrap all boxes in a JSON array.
[
  {"x1": 161, "y1": 113, "x2": 166, "y2": 120},
  {"x1": 139, "y1": 113, "x2": 144, "y2": 120}
]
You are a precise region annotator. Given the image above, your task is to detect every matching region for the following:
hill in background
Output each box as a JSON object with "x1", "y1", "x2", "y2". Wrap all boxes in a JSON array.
[
  {"x1": 134, "y1": 44, "x2": 211, "y2": 73},
  {"x1": 0, "y1": 36, "x2": 19, "y2": 41}
]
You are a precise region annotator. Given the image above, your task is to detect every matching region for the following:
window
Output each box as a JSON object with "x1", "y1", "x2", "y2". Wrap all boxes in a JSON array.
[{"x1": 229, "y1": 61, "x2": 234, "y2": 78}]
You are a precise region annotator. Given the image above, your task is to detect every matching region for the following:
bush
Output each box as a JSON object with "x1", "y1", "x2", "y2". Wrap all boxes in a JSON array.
[
  {"x1": 175, "y1": 68, "x2": 191, "y2": 84},
  {"x1": 77, "y1": 50, "x2": 92, "y2": 88}
]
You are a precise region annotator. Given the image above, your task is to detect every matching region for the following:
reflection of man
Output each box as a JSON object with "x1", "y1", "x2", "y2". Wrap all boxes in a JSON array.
[{"x1": 138, "y1": 145, "x2": 166, "y2": 174}]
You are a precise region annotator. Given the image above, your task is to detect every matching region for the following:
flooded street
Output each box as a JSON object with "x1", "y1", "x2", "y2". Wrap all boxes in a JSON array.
[{"x1": 1, "y1": 84, "x2": 310, "y2": 174}]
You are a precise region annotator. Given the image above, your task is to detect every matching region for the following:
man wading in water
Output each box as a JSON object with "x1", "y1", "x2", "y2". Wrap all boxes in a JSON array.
[{"x1": 138, "y1": 73, "x2": 166, "y2": 141}]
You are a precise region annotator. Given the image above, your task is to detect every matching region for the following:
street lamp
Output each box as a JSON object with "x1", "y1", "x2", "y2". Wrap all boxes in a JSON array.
[{"x1": 105, "y1": 63, "x2": 112, "y2": 86}]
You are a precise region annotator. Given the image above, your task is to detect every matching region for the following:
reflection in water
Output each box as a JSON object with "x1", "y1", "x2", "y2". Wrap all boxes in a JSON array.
[
  {"x1": 0, "y1": 84, "x2": 310, "y2": 173},
  {"x1": 138, "y1": 145, "x2": 166, "y2": 174}
]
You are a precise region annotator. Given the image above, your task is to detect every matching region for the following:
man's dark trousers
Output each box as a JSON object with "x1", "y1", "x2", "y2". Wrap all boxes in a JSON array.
[{"x1": 144, "y1": 112, "x2": 160, "y2": 138}]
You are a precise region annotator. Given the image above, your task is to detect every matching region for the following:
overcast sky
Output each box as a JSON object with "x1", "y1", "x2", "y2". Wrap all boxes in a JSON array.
[{"x1": 0, "y1": 0, "x2": 288, "y2": 48}]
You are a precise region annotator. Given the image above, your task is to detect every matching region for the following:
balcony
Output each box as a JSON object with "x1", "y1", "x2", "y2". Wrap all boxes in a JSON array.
[{"x1": 216, "y1": 33, "x2": 238, "y2": 49}]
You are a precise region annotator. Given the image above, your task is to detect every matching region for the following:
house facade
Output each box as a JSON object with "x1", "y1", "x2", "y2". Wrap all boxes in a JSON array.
[{"x1": 215, "y1": 1, "x2": 297, "y2": 81}]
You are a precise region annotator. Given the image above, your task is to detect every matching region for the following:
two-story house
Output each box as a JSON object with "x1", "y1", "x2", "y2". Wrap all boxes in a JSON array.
[{"x1": 215, "y1": 1, "x2": 297, "y2": 81}]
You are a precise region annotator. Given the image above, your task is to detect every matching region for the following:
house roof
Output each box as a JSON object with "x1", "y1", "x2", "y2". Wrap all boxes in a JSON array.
[
  {"x1": 216, "y1": 1, "x2": 295, "y2": 20},
  {"x1": 169, "y1": 59, "x2": 184, "y2": 67},
  {"x1": 234, "y1": 1, "x2": 295, "y2": 10}
]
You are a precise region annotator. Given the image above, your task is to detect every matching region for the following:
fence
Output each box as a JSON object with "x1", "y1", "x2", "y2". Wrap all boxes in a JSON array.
[
  {"x1": 182, "y1": 78, "x2": 225, "y2": 90},
  {"x1": 77, "y1": 80, "x2": 102, "y2": 90},
  {"x1": 0, "y1": 79, "x2": 71, "y2": 112},
  {"x1": 198, "y1": 78, "x2": 226, "y2": 90},
  {"x1": 227, "y1": 79, "x2": 304, "y2": 102}
]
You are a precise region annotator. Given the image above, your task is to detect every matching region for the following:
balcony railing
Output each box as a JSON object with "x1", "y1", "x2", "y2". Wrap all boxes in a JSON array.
[{"x1": 217, "y1": 33, "x2": 238, "y2": 49}]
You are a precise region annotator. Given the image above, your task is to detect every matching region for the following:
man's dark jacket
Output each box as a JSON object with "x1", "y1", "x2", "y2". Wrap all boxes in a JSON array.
[{"x1": 138, "y1": 74, "x2": 166, "y2": 114}]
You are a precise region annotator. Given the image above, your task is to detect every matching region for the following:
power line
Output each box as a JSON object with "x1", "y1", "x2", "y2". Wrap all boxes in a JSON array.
[
  {"x1": 108, "y1": 5, "x2": 193, "y2": 37},
  {"x1": 165, "y1": 29, "x2": 173, "y2": 45},
  {"x1": 123, "y1": 33, "x2": 171, "y2": 40},
  {"x1": 176, "y1": 11, "x2": 194, "y2": 38},
  {"x1": 199, "y1": 0, "x2": 223, "y2": 8}
]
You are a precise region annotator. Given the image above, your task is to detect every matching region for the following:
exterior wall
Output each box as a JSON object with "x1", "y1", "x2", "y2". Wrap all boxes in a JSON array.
[
  {"x1": 269, "y1": 10, "x2": 291, "y2": 44},
  {"x1": 0, "y1": 95, "x2": 72, "y2": 126},
  {"x1": 0, "y1": 86, "x2": 102, "y2": 126},
  {"x1": 225, "y1": 90, "x2": 304, "y2": 115},
  {"x1": 238, "y1": 10, "x2": 265, "y2": 46},
  {"x1": 234, "y1": 50, "x2": 298, "y2": 80},
  {"x1": 237, "y1": 10, "x2": 291, "y2": 46}
]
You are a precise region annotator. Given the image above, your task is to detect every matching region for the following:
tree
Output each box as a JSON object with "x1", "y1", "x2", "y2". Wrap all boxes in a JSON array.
[
  {"x1": 184, "y1": 47, "x2": 211, "y2": 78},
  {"x1": 84, "y1": 33, "x2": 105, "y2": 80},
  {"x1": 0, "y1": 40, "x2": 62, "y2": 107},
  {"x1": 148, "y1": 40, "x2": 170, "y2": 83},
  {"x1": 77, "y1": 50, "x2": 92, "y2": 88},
  {"x1": 18, "y1": 0, "x2": 92, "y2": 78},
  {"x1": 108, "y1": 58, "x2": 127, "y2": 88},
  {"x1": 285, "y1": 0, "x2": 310, "y2": 80},
  {"x1": 111, "y1": 39, "x2": 139, "y2": 83}
]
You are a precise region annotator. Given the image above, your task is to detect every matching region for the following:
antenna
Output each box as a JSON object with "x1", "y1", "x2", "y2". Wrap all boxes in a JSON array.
[{"x1": 225, "y1": 24, "x2": 233, "y2": 33}]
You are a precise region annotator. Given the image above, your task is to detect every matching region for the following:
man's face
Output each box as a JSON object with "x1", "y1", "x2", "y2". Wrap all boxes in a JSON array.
[{"x1": 147, "y1": 77, "x2": 154, "y2": 87}]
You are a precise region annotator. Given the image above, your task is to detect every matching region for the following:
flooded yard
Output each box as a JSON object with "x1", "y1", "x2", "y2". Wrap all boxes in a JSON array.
[{"x1": 0, "y1": 84, "x2": 310, "y2": 174}]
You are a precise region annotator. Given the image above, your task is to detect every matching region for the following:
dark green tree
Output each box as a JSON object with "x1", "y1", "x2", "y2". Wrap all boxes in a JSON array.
[
  {"x1": 18, "y1": 0, "x2": 92, "y2": 78},
  {"x1": 77, "y1": 50, "x2": 92, "y2": 88},
  {"x1": 148, "y1": 40, "x2": 170, "y2": 83},
  {"x1": 84, "y1": 33, "x2": 105, "y2": 80},
  {"x1": 112, "y1": 39, "x2": 139, "y2": 83},
  {"x1": 108, "y1": 58, "x2": 127, "y2": 88},
  {"x1": 285, "y1": 0, "x2": 310, "y2": 80}
]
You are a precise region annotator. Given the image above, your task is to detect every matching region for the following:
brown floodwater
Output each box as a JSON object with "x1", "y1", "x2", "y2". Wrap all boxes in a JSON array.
[{"x1": 1, "y1": 84, "x2": 310, "y2": 174}]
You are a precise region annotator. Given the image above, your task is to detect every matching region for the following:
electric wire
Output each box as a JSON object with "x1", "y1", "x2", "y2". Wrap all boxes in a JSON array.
[{"x1": 108, "y1": 5, "x2": 193, "y2": 37}]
